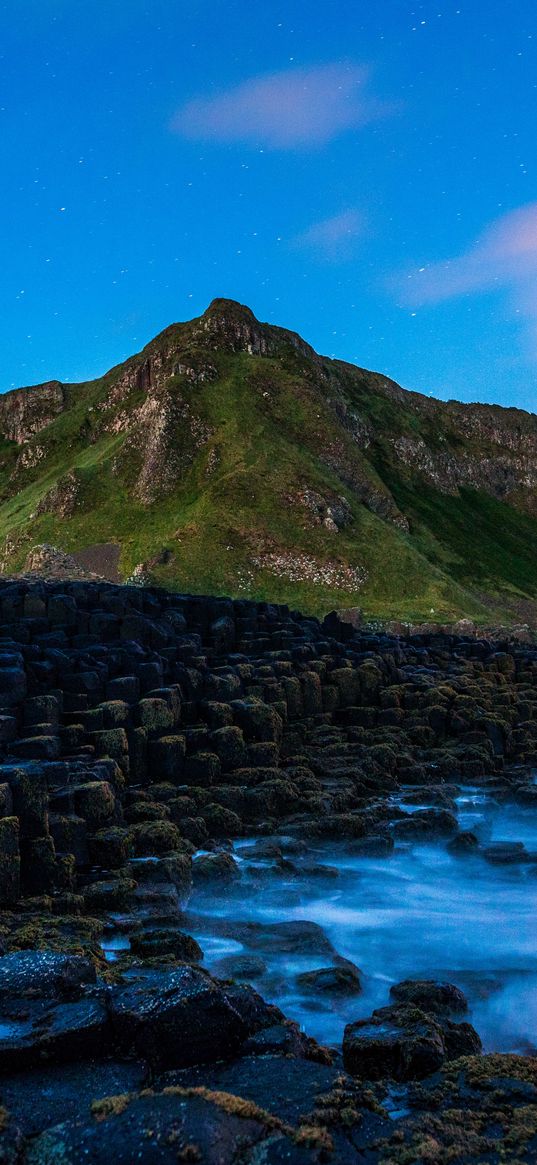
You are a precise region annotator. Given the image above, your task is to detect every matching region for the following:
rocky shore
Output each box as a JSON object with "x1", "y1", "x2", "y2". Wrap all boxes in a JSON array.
[{"x1": 0, "y1": 578, "x2": 536, "y2": 1162}]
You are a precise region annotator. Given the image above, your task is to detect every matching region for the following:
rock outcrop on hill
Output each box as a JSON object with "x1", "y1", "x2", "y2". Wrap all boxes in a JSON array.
[{"x1": 0, "y1": 299, "x2": 536, "y2": 622}]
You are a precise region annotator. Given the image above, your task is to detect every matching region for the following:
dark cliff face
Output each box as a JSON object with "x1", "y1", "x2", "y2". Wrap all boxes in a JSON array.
[{"x1": 0, "y1": 298, "x2": 536, "y2": 621}]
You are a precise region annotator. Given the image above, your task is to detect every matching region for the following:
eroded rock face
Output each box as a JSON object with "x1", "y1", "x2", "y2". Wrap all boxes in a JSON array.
[
  {"x1": 126, "y1": 389, "x2": 214, "y2": 504},
  {"x1": 0, "y1": 381, "x2": 65, "y2": 444},
  {"x1": 391, "y1": 432, "x2": 537, "y2": 503},
  {"x1": 193, "y1": 298, "x2": 321, "y2": 363},
  {"x1": 36, "y1": 470, "x2": 81, "y2": 518},
  {"x1": 23, "y1": 544, "x2": 100, "y2": 579}
]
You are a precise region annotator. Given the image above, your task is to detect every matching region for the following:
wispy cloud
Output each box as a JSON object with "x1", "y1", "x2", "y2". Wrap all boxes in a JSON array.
[
  {"x1": 172, "y1": 62, "x2": 390, "y2": 150},
  {"x1": 292, "y1": 209, "x2": 366, "y2": 261},
  {"x1": 395, "y1": 203, "x2": 537, "y2": 358},
  {"x1": 398, "y1": 203, "x2": 537, "y2": 304}
]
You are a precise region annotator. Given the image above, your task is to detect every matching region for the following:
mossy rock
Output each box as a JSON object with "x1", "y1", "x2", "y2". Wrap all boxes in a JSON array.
[{"x1": 128, "y1": 820, "x2": 183, "y2": 856}]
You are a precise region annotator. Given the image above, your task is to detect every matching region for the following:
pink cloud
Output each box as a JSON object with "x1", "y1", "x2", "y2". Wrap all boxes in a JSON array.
[
  {"x1": 399, "y1": 203, "x2": 537, "y2": 306},
  {"x1": 292, "y1": 209, "x2": 366, "y2": 260},
  {"x1": 172, "y1": 63, "x2": 389, "y2": 149}
]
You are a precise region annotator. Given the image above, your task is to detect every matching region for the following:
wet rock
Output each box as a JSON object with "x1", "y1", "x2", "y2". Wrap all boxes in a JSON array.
[
  {"x1": 0, "y1": 951, "x2": 96, "y2": 999},
  {"x1": 289, "y1": 813, "x2": 368, "y2": 840},
  {"x1": 401, "y1": 785, "x2": 457, "y2": 809},
  {"x1": 392, "y1": 808, "x2": 458, "y2": 840},
  {"x1": 25, "y1": 1086, "x2": 320, "y2": 1165},
  {"x1": 129, "y1": 927, "x2": 203, "y2": 961},
  {"x1": 212, "y1": 954, "x2": 267, "y2": 980},
  {"x1": 389, "y1": 978, "x2": 468, "y2": 1015},
  {"x1": 238, "y1": 840, "x2": 283, "y2": 860},
  {"x1": 159, "y1": 1053, "x2": 356, "y2": 1131},
  {"x1": 343, "y1": 1000, "x2": 481, "y2": 1082},
  {"x1": 129, "y1": 852, "x2": 192, "y2": 907},
  {"x1": 230, "y1": 920, "x2": 335, "y2": 957},
  {"x1": 300, "y1": 862, "x2": 340, "y2": 879},
  {"x1": 442, "y1": 1017, "x2": 482, "y2": 1058},
  {"x1": 219, "y1": 981, "x2": 283, "y2": 1037},
  {"x1": 347, "y1": 835, "x2": 394, "y2": 857},
  {"x1": 108, "y1": 965, "x2": 250, "y2": 1069},
  {"x1": 83, "y1": 877, "x2": 137, "y2": 912},
  {"x1": 192, "y1": 851, "x2": 241, "y2": 887},
  {"x1": 129, "y1": 819, "x2": 183, "y2": 855},
  {"x1": 0, "y1": 997, "x2": 110, "y2": 1073},
  {"x1": 343, "y1": 1004, "x2": 447, "y2": 1081},
  {"x1": 447, "y1": 829, "x2": 480, "y2": 855},
  {"x1": 482, "y1": 841, "x2": 528, "y2": 864},
  {"x1": 0, "y1": 1059, "x2": 149, "y2": 1137},
  {"x1": 296, "y1": 965, "x2": 362, "y2": 996}
]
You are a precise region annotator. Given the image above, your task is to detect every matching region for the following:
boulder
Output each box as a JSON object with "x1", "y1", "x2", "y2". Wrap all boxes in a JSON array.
[
  {"x1": 482, "y1": 841, "x2": 529, "y2": 864},
  {"x1": 0, "y1": 951, "x2": 96, "y2": 999},
  {"x1": 392, "y1": 808, "x2": 458, "y2": 840},
  {"x1": 389, "y1": 979, "x2": 468, "y2": 1015},
  {"x1": 129, "y1": 819, "x2": 183, "y2": 856},
  {"x1": 212, "y1": 954, "x2": 267, "y2": 980},
  {"x1": 108, "y1": 966, "x2": 249, "y2": 1069},
  {"x1": 129, "y1": 928, "x2": 202, "y2": 961},
  {"x1": 343, "y1": 1004, "x2": 447, "y2": 1081},
  {"x1": 343, "y1": 1001, "x2": 481, "y2": 1081},
  {"x1": 447, "y1": 829, "x2": 480, "y2": 855},
  {"x1": 296, "y1": 965, "x2": 362, "y2": 996},
  {"x1": 192, "y1": 851, "x2": 241, "y2": 888}
]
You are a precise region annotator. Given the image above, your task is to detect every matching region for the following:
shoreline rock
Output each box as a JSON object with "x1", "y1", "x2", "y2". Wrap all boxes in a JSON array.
[{"x1": 0, "y1": 577, "x2": 536, "y2": 1159}]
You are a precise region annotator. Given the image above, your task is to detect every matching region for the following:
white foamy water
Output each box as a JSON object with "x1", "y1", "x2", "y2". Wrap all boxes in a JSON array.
[{"x1": 191, "y1": 790, "x2": 537, "y2": 1051}]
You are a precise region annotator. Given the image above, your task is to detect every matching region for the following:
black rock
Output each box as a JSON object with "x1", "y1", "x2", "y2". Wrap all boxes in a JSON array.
[
  {"x1": 108, "y1": 965, "x2": 249, "y2": 1069},
  {"x1": 389, "y1": 979, "x2": 468, "y2": 1015},
  {"x1": 0, "y1": 951, "x2": 96, "y2": 1000}
]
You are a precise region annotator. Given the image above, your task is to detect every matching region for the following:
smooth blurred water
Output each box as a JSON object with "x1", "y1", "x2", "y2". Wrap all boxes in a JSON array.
[{"x1": 191, "y1": 789, "x2": 537, "y2": 1051}]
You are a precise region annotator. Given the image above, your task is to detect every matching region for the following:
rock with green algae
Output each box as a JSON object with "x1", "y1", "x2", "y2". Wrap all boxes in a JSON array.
[
  {"x1": 376, "y1": 1054, "x2": 537, "y2": 1164},
  {"x1": 343, "y1": 1003, "x2": 481, "y2": 1082},
  {"x1": 0, "y1": 817, "x2": 20, "y2": 906},
  {"x1": 23, "y1": 1087, "x2": 327, "y2": 1165}
]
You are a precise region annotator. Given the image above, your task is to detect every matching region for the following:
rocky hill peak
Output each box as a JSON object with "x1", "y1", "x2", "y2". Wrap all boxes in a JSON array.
[
  {"x1": 1, "y1": 301, "x2": 537, "y2": 623},
  {"x1": 192, "y1": 297, "x2": 272, "y2": 356}
]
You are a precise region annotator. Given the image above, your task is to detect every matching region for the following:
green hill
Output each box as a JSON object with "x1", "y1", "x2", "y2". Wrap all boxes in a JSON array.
[{"x1": 1, "y1": 297, "x2": 536, "y2": 623}]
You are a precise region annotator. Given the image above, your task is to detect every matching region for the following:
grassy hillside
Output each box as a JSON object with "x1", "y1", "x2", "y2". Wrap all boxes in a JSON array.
[{"x1": 0, "y1": 299, "x2": 536, "y2": 624}]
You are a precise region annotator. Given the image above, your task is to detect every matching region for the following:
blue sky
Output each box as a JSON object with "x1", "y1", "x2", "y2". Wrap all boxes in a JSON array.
[{"x1": 2, "y1": 0, "x2": 537, "y2": 410}]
